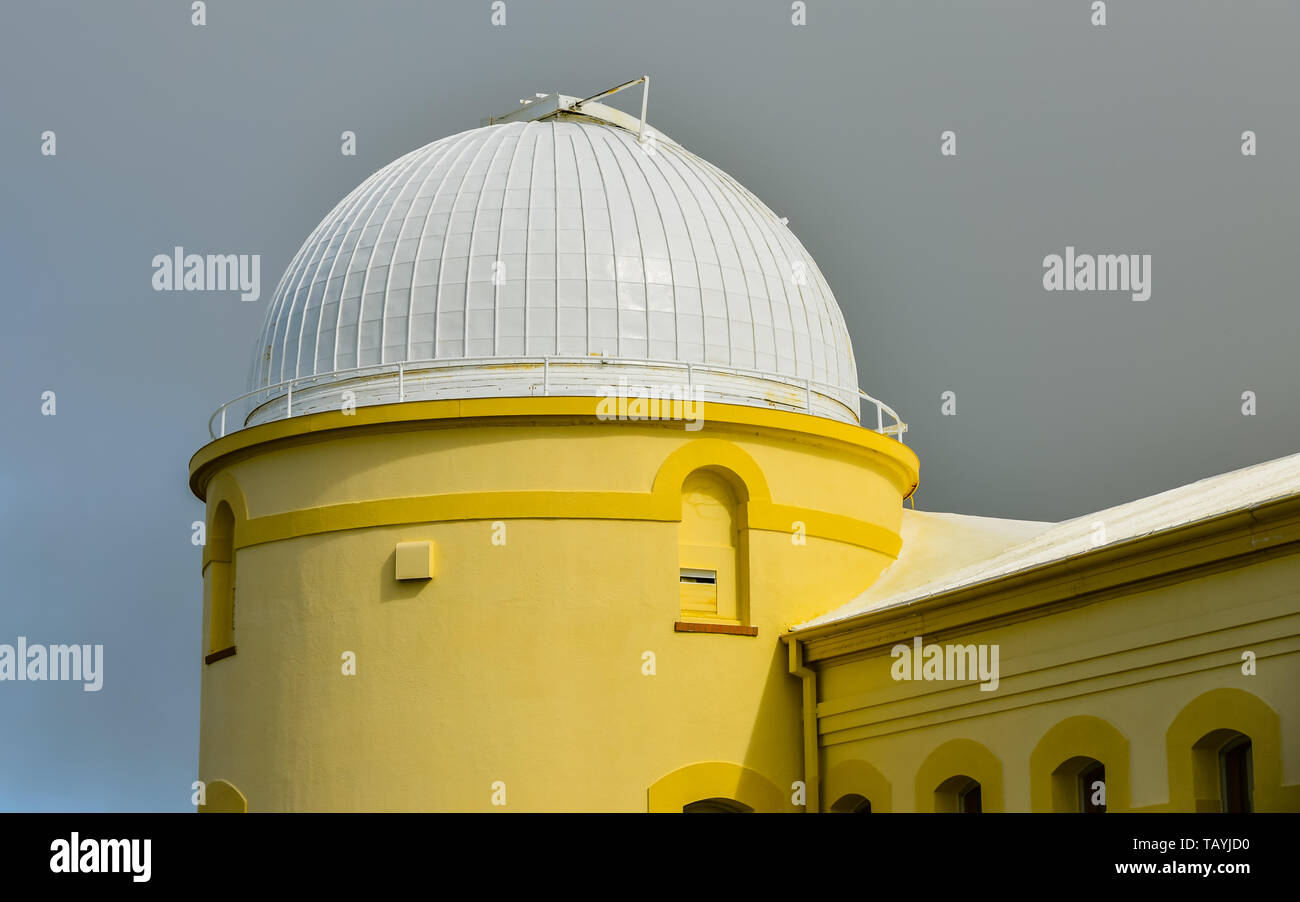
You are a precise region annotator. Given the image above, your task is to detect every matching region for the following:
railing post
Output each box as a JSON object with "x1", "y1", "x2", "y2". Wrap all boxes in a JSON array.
[
  {"x1": 219, "y1": 407, "x2": 226, "y2": 438},
  {"x1": 543, "y1": 357, "x2": 549, "y2": 396},
  {"x1": 286, "y1": 383, "x2": 293, "y2": 419},
  {"x1": 398, "y1": 362, "x2": 405, "y2": 402},
  {"x1": 877, "y1": 404, "x2": 883, "y2": 434},
  {"x1": 806, "y1": 379, "x2": 813, "y2": 413}
]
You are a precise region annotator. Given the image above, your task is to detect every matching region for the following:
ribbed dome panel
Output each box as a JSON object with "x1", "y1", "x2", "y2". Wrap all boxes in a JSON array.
[{"x1": 250, "y1": 119, "x2": 859, "y2": 419}]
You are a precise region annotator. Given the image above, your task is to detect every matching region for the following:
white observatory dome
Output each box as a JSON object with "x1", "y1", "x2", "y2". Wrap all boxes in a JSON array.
[{"x1": 242, "y1": 89, "x2": 865, "y2": 429}]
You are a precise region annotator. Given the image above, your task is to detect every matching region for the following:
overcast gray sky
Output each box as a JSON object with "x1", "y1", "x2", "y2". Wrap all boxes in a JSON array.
[{"x1": 2, "y1": 1, "x2": 1297, "y2": 810}]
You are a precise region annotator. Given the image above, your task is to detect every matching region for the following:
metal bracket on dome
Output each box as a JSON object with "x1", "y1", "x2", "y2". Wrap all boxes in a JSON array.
[
  {"x1": 483, "y1": 93, "x2": 566, "y2": 126},
  {"x1": 484, "y1": 76, "x2": 652, "y2": 143},
  {"x1": 573, "y1": 76, "x2": 649, "y2": 143}
]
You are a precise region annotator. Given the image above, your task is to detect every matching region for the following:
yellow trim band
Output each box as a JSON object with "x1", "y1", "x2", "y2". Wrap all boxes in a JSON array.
[
  {"x1": 191, "y1": 396, "x2": 919, "y2": 500},
  {"x1": 232, "y1": 490, "x2": 902, "y2": 556},
  {"x1": 194, "y1": 397, "x2": 909, "y2": 557}
]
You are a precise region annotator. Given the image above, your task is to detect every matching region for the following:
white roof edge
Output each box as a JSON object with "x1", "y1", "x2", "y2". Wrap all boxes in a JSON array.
[{"x1": 793, "y1": 450, "x2": 1300, "y2": 632}]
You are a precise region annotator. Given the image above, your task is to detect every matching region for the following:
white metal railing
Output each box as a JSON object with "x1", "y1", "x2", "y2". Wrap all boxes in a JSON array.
[{"x1": 207, "y1": 356, "x2": 907, "y2": 444}]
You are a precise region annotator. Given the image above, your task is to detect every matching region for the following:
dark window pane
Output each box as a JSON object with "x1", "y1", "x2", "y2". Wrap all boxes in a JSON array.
[
  {"x1": 1221, "y1": 739, "x2": 1253, "y2": 813},
  {"x1": 1079, "y1": 761, "x2": 1106, "y2": 813},
  {"x1": 683, "y1": 798, "x2": 751, "y2": 813}
]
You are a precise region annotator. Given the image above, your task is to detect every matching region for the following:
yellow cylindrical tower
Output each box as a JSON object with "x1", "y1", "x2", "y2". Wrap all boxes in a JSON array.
[{"x1": 190, "y1": 89, "x2": 917, "y2": 812}]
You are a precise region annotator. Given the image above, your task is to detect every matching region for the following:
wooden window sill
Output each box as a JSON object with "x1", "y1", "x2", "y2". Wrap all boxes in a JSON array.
[
  {"x1": 674, "y1": 621, "x2": 758, "y2": 637},
  {"x1": 205, "y1": 645, "x2": 237, "y2": 665}
]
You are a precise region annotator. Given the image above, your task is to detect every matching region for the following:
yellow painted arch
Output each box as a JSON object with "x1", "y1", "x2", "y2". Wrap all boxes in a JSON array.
[
  {"x1": 913, "y1": 738, "x2": 1004, "y2": 812},
  {"x1": 823, "y1": 758, "x2": 892, "y2": 812},
  {"x1": 1165, "y1": 687, "x2": 1300, "y2": 812},
  {"x1": 650, "y1": 439, "x2": 772, "y2": 504},
  {"x1": 197, "y1": 779, "x2": 247, "y2": 813},
  {"x1": 201, "y1": 472, "x2": 248, "y2": 571},
  {"x1": 1029, "y1": 715, "x2": 1131, "y2": 812},
  {"x1": 647, "y1": 761, "x2": 786, "y2": 813}
]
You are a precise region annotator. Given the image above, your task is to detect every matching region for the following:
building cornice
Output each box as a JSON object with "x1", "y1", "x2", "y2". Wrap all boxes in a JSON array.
[{"x1": 788, "y1": 493, "x2": 1300, "y2": 665}]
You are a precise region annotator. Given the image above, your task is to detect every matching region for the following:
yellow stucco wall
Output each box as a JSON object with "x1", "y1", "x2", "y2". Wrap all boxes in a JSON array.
[
  {"x1": 191, "y1": 397, "x2": 917, "y2": 811},
  {"x1": 810, "y1": 549, "x2": 1300, "y2": 813}
]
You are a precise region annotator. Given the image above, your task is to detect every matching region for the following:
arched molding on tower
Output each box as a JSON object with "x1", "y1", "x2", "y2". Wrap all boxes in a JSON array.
[
  {"x1": 651, "y1": 439, "x2": 770, "y2": 512},
  {"x1": 677, "y1": 468, "x2": 746, "y2": 622},
  {"x1": 647, "y1": 761, "x2": 785, "y2": 813},
  {"x1": 1029, "y1": 715, "x2": 1131, "y2": 812},
  {"x1": 913, "y1": 738, "x2": 1003, "y2": 812},
  {"x1": 203, "y1": 473, "x2": 246, "y2": 661},
  {"x1": 824, "y1": 758, "x2": 892, "y2": 812},
  {"x1": 1165, "y1": 688, "x2": 1298, "y2": 812},
  {"x1": 197, "y1": 779, "x2": 248, "y2": 813},
  {"x1": 649, "y1": 438, "x2": 900, "y2": 555},
  {"x1": 202, "y1": 472, "x2": 248, "y2": 571}
]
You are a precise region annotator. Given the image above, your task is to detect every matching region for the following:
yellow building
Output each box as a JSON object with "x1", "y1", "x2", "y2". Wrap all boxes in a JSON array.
[{"x1": 190, "y1": 85, "x2": 1300, "y2": 813}]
